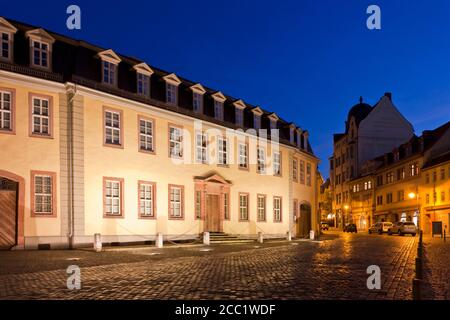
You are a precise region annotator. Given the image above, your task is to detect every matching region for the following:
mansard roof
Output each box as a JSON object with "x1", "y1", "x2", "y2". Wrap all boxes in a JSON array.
[{"x1": 0, "y1": 16, "x2": 316, "y2": 157}]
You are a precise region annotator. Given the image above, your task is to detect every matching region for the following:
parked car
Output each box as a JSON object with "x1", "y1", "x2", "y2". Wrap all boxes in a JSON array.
[
  {"x1": 388, "y1": 222, "x2": 417, "y2": 236},
  {"x1": 368, "y1": 222, "x2": 393, "y2": 234},
  {"x1": 343, "y1": 223, "x2": 357, "y2": 233},
  {"x1": 321, "y1": 222, "x2": 329, "y2": 230}
]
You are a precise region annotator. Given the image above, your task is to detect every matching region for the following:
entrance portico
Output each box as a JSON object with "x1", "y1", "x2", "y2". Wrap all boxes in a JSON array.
[{"x1": 194, "y1": 173, "x2": 231, "y2": 233}]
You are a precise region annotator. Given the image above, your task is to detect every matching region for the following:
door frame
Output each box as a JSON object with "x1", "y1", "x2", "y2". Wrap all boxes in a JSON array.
[
  {"x1": 205, "y1": 193, "x2": 221, "y2": 232},
  {"x1": 0, "y1": 170, "x2": 25, "y2": 248}
]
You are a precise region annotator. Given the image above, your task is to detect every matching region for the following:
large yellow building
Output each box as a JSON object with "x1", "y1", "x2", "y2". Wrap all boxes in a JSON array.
[{"x1": 0, "y1": 17, "x2": 319, "y2": 249}]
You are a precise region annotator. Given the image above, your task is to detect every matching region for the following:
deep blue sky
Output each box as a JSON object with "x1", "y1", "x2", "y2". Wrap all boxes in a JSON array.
[{"x1": 4, "y1": 0, "x2": 450, "y2": 176}]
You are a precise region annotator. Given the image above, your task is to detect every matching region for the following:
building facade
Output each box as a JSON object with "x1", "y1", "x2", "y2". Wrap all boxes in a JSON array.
[
  {"x1": 330, "y1": 94, "x2": 414, "y2": 229},
  {"x1": 0, "y1": 17, "x2": 319, "y2": 249}
]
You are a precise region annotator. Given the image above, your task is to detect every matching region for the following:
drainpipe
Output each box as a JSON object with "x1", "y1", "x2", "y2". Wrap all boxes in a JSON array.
[{"x1": 66, "y1": 84, "x2": 76, "y2": 249}]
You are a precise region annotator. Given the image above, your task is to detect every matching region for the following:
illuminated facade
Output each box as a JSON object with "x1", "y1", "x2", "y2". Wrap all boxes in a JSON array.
[{"x1": 0, "y1": 17, "x2": 319, "y2": 249}]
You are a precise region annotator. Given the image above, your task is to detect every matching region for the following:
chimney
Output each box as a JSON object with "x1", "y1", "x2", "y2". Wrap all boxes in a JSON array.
[{"x1": 384, "y1": 92, "x2": 392, "y2": 101}]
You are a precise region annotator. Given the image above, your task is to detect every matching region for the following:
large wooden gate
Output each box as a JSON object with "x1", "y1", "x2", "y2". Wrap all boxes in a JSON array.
[{"x1": 0, "y1": 178, "x2": 18, "y2": 249}]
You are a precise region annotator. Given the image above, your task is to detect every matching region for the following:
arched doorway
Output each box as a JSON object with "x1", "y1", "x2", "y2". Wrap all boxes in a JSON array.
[
  {"x1": 297, "y1": 202, "x2": 312, "y2": 237},
  {"x1": 0, "y1": 170, "x2": 25, "y2": 250}
]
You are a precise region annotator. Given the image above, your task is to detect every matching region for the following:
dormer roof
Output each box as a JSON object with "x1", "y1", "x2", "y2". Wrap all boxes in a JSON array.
[
  {"x1": 25, "y1": 28, "x2": 55, "y2": 44},
  {"x1": 163, "y1": 73, "x2": 182, "y2": 86},
  {"x1": 211, "y1": 91, "x2": 226, "y2": 102},
  {"x1": 190, "y1": 83, "x2": 206, "y2": 94},
  {"x1": 0, "y1": 17, "x2": 18, "y2": 33},
  {"x1": 251, "y1": 106, "x2": 264, "y2": 116},
  {"x1": 233, "y1": 99, "x2": 246, "y2": 110},
  {"x1": 133, "y1": 62, "x2": 154, "y2": 76},
  {"x1": 97, "y1": 49, "x2": 121, "y2": 64}
]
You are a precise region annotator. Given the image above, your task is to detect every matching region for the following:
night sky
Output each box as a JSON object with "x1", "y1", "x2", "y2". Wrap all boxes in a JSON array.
[{"x1": 4, "y1": 0, "x2": 450, "y2": 176}]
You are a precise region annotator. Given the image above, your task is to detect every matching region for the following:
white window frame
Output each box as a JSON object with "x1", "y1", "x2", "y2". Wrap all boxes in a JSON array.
[
  {"x1": 293, "y1": 159, "x2": 298, "y2": 181},
  {"x1": 137, "y1": 72, "x2": 150, "y2": 97},
  {"x1": 34, "y1": 175, "x2": 53, "y2": 214},
  {"x1": 139, "y1": 183, "x2": 154, "y2": 217},
  {"x1": 195, "y1": 131, "x2": 208, "y2": 164},
  {"x1": 32, "y1": 97, "x2": 50, "y2": 135},
  {"x1": 239, "y1": 194, "x2": 249, "y2": 221},
  {"x1": 218, "y1": 137, "x2": 228, "y2": 165},
  {"x1": 238, "y1": 143, "x2": 248, "y2": 169},
  {"x1": 306, "y1": 163, "x2": 312, "y2": 186},
  {"x1": 193, "y1": 92, "x2": 203, "y2": 113},
  {"x1": 31, "y1": 40, "x2": 49, "y2": 69},
  {"x1": 273, "y1": 151, "x2": 281, "y2": 176},
  {"x1": 105, "y1": 110, "x2": 121, "y2": 145},
  {"x1": 102, "y1": 60, "x2": 117, "y2": 86},
  {"x1": 299, "y1": 160, "x2": 305, "y2": 184},
  {"x1": 169, "y1": 186, "x2": 183, "y2": 218},
  {"x1": 105, "y1": 180, "x2": 121, "y2": 216},
  {"x1": 273, "y1": 197, "x2": 282, "y2": 222},
  {"x1": 1, "y1": 32, "x2": 12, "y2": 61},
  {"x1": 0, "y1": 90, "x2": 12, "y2": 131},
  {"x1": 257, "y1": 195, "x2": 266, "y2": 221},
  {"x1": 214, "y1": 100, "x2": 224, "y2": 121},
  {"x1": 139, "y1": 118, "x2": 154, "y2": 152},
  {"x1": 257, "y1": 147, "x2": 266, "y2": 174},
  {"x1": 169, "y1": 126, "x2": 183, "y2": 158},
  {"x1": 166, "y1": 83, "x2": 178, "y2": 105}
]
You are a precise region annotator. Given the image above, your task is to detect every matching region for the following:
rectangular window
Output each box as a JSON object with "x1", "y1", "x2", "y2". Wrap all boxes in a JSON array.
[
  {"x1": 32, "y1": 40, "x2": 49, "y2": 68},
  {"x1": 238, "y1": 143, "x2": 248, "y2": 169},
  {"x1": 410, "y1": 163, "x2": 419, "y2": 176},
  {"x1": 139, "y1": 181, "x2": 155, "y2": 218},
  {"x1": 377, "y1": 175, "x2": 383, "y2": 186},
  {"x1": 254, "y1": 115, "x2": 261, "y2": 130},
  {"x1": 235, "y1": 108, "x2": 243, "y2": 126},
  {"x1": 0, "y1": 90, "x2": 12, "y2": 131},
  {"x1": 426, "y1": 194, "x2": 430, "y2": 204},
  {"x1": 102, "y1": 60, "x2": 116, "y2": 85},
  {"x1": 218, "y1": 137, "x2": 228, "y2": 165},
  {"x1": 169, "y1": 125, "x2": 183, "y2": 158},
  {"x1": 440, "y1": 168, "x2": 446, "y2": 180},
  {"x1": 139, "y1": 117, "x2": 154, "y2": 152},
  {"x1": 273, "y1": 152, "x2": 281, "y2": 176},
  {"x1": 239, "y1": 193, "x2": 249, "y2": 221},
  {"x1": 31, "y1": 172, "x2": 56, "y2": 216},
  {"x1": 214, "y1": 100, "x2": 224, "y2": 121},
  {"x1": 398, "y1": 190, "x2": 404, "y2": 202},
  {"x1": 293, "y1": 159, "x2": 298, "y2": 182},
  {"x1": 273, "y1": 197, "x2": 282, "y2": 222},
  {"x1": 31, "y1": 96, "x2": 51, "y2": 136},
  {"x1": 166, "y1": 83, "x2": 178, "y2": 104},
  {"x1": 441, "y1": 191, "x2": 445, "y2": 202},
  {"x1": 137, "y1": 73, "x2": 150, "y2": 96},
  {"x1": 376, "y1": 195, "x2": 383, "y2": 205},
  {"x1": 1, "y1": 32, "x2": 11, "y2": 60},
  {"x1": 195, "y1": 191, "x2": 202, "y2": 219},
  {"x1": 193, "y1": 92, "x2": 203, "y2": 113},
  {"x1": 169, "y1": 185, "x2": 184, "y2": 219},
  {"x1": 195, "y1": 132, "x2": 208, "y2": 164},
  {"x1": 397, "y1": 167, "x2": 405, "y2": 180},
  {"x1": 300, "y1": 160, "x2": 306, "y2": 184},
  {"x1": 386, "y1": 172, "x2": 394, "y2": 183},
  {"x1": 257, "y1": 195, "x2": 266, "y2": 221},
  {"x1": 104, "y1": 178, "x2": 123, "y2": 217},
  {"x1": 224, "y1": 193, "x2": 229, "y2": 220},
  {"x1": 387, "y1": 193, "x2": 393, "y2": 204},
  {"x1": 104, "y1": 109, "x2": 121, "y2": 146},
  {"x1": 257, "y1": 147, "x2": 266, "y2": 174}
]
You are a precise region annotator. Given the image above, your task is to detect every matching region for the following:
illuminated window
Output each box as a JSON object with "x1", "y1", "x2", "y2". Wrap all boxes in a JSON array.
[
  {"x1": 195, "y1": 132, "x2": 208, "y2": 164},
  {"x1": 257, "y1": 195, "x2": 266, "y2": 221},
  {"x1": 273, "y1": 197, "x2": 282, "y2": 222},
  {"x1": 239, "y1": 193, "x2": 249, "y2": 221},
  {"x1": 218, "y1": 137, "x2": 228, "y2": 165},
  {"x1": 169, "y1": 126, "x2": 183, "y2": 158},
  {"x1": 238, "y1": 143, "x2": 248, "y2": 169},
  {"x1": 139, "y1": 182, "x2": 155, "y2": 218},
  {"x1": 104, "y1": 178, "x2": 122, "y2": 216},
  {"x1": 32, "y1": 172, "x2": 56, "y2": 216},
  {"x1": 31, "y1": 96, "x2": 51, "y2": 136},
  {"x1": 139, "y1": 118, "x2": 154, "y2": 152},
  {"x1": 0, "y1": 90, "x2": 12, "y2": 131},
  {"x1": 257, "y1": 147, "x2": 266, "y2": 174},
  {"x1": 273, "y1": 151, "x2": 281, "y2": 176},
  {"x1": 105, "y1": 110, "x2": 121, "y2": 145},
  {"x1": 169, "y1": 185, "x2": 184, "y2": 218}
]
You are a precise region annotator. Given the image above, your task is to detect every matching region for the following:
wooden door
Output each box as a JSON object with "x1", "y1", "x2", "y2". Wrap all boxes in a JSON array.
[
  {"x1": 206, "y1": 194, "x2": 220, "y2": 232},
  {"x1": 0, "y1": 190, "x2": 17, "y2": 249}
]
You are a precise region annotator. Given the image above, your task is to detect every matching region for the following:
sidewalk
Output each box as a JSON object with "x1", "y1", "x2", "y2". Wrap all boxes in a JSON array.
[{"x1": 422, "y1": 236, "x2": 450, "y2": 300}]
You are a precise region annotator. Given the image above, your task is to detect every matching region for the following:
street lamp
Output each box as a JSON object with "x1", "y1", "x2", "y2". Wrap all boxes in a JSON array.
[{"x1": 408, "y1": 192, "x2": 420, "y2": 231}]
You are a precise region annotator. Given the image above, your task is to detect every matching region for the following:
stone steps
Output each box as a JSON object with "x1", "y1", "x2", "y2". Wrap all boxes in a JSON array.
[{"x1": 208, "y1": 232, "x2": 255, "y2": 244}]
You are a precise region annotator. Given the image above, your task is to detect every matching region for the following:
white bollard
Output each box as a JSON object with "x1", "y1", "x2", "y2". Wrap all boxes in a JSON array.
[
  {"x1": 203, "y1": 232, "x2": 210, "y2": 245},
  {"x1": 286, "y1": 231, "x2": 292, "y2": 241},
  {"x1": 258, "y1": 232, "x2": 263, "y2": 244},
  {"x1": 94, "y1": 233, "x2": 102, "y2": 252},
  {"x1": 156, "y1": 233, "x2": 163, "y2": 248},
  {"x1": 310, "y1": 230, "x2": 315, "y2": 240}
]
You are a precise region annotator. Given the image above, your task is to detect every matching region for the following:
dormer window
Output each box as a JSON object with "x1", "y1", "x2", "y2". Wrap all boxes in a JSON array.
[
  {"x1": 233, "y1": 100, "x2": 246, "y2": 127},
  {"x1": 102, "y1": 61, "x2": 116, "y2": 85},
  {"x1": 268, "y1": 113, "x2": 279, "y2": 131},
  {"x1": 0, "y1": 18, "x2": 17, "y2": 62},
  {"x1": 289, "y1": 126, "x2": 295, "y2": 144},
  {"x1": 214, "y1": 100, "x2": 224, "y2": 121},
  {"x1": 26, "y1": 28, "x2": 54, "y2": 70},
  {"x1": 296, "y1": 129, "x2": 302, "y2": 148},
  {"x1": 254, "y1": 115, "x2": 261, "y2": 130},
  {"x1": 190, "y1": 83, "x2": 206, "y2": 114},
  {"x1": 98, "y1": 49, "x2": 121, "y2": 87},
  {"x1": 163, "y1": 73, "x2": 181, "y2": 105},
  {"x1": 133, "y1": 63, "x2": 153, "y2": 97},
  {"x1": 212, "y1": 92, "x2": 226, "y2": 121}
]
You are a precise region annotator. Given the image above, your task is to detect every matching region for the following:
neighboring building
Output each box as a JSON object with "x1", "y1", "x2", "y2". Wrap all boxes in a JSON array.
[
  {"x1": 330, "y1": 94, "x2": 414, "y2": 228},
  {"x1": 0, "y1": 17, "x2": 319, "y2": 249},
  {"x1": 318, "y1": 177, "x2": 333, "y2": 225},
  {"x1": 347, "y1": 122, "x2": 450, "y2": 233}
]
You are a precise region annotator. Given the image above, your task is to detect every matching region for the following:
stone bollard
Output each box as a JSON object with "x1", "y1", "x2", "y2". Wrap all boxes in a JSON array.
[
  {"x1": 156, "y1": 233, "x2": 164, "y2": 248},
  {"x1": 286, "y1": 231, "x2": 292, "y2": 241},
  {"x1": 415, "y1": 257, "x2": 422, "y2": 279},
  {"x1": 309, "y1": 230, "x2": 315, "y2": 240},
  {"x1": 258, "y1": 232, "x2": 263, "y2": 244},
  {"x1": 203, "y1": 232, "x2": 210, "y2": 245},
  {"x1": 94, "y1": 233, "x2": 102, "y2": 252},
  {"x1": 412, "y1": 279, "x2": 421, "y2": 300}
]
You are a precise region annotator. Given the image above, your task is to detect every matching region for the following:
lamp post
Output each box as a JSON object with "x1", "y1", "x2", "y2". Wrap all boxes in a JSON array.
[{"x1": 344, "y1": 204, "x2": 349, "y2": 229}]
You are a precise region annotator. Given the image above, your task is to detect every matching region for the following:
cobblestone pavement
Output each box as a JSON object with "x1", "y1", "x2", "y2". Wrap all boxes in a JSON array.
[
  {"x1": 0, "y1": 233, "x2": 417, "y2": 300},
  {"x1": 422, "y1": 236, "x2": 450, "y2": 300}
]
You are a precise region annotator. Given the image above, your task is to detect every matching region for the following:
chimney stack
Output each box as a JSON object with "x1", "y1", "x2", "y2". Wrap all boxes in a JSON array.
[{"x1": 384, "y1": 92, "x2": 392, "y2": 101}]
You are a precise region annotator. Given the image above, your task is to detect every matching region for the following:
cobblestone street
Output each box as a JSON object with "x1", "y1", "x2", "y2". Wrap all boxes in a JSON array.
[
  {"x1": 422, "y1": 236, "x2": 450, "y2": 300},
  {"x1": 0, "y1": 232, "x2": 420, "y2": 300}
]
